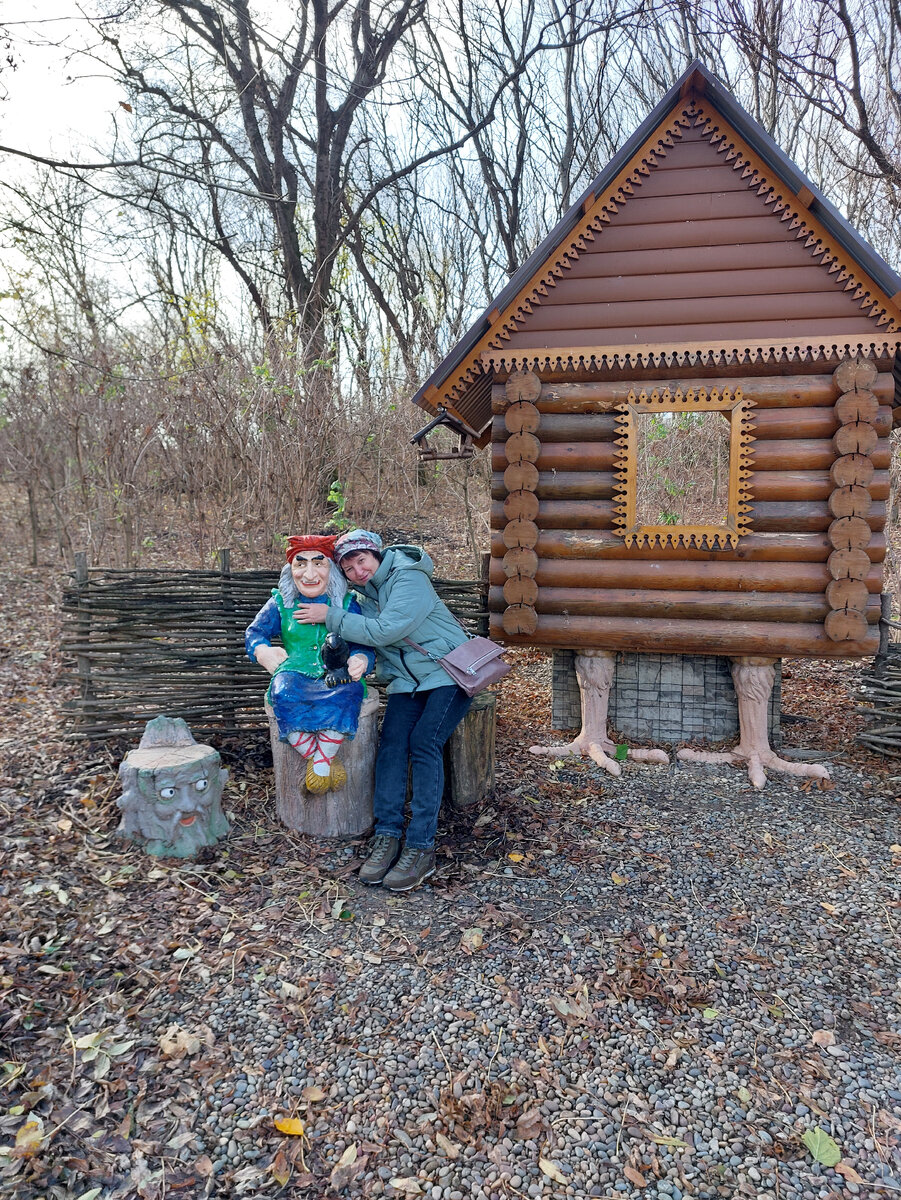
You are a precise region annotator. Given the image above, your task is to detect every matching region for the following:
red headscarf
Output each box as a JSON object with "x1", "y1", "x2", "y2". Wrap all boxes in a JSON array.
[{"x1": 285, "y1": 534, "x2": 337, "y2": 563}]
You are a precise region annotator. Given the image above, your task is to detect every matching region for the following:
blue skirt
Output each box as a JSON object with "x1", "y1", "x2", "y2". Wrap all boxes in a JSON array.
[{"x1": 267, "y1": 670, "x2": 366, "y2": 741}]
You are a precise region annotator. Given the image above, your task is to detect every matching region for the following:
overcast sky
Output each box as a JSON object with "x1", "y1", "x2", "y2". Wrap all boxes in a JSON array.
[{"x1": 2, "y1": 1, "x2": 121, "y2": 159}]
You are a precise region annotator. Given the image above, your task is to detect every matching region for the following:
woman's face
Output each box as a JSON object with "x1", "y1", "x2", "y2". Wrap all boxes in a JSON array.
[
  {"x1": 291, "y1": 551, "x2": 331, "y2": 598},
  {"x1": 340, "y1": 550, "x2": 380, "y2": 586}
]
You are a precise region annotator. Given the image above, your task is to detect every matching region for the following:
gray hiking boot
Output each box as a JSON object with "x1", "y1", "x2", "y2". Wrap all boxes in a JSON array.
[
  {"x1": 358, "y1": 834, "x2": 401, "y2": 885},
  {"x1": 382, "y1": 845, "x2": 436, "y2": 892}
]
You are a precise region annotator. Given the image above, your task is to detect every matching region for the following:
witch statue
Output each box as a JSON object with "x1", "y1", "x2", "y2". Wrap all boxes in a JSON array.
[{"x1": 245, "y1": 535, "x2": 374, "y2": 794}]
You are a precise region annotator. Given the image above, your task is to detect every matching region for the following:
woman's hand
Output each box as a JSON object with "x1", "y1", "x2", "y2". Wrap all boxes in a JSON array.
[
  {"x1": 295, "y1": 603, "x2": 329, "y2": 625},
  {"x1": 254, "y1": 645, "x2": 288, "y2": 674},
  {"x1": 347, "y1": 653, "x2": 369, "y2": 682}
]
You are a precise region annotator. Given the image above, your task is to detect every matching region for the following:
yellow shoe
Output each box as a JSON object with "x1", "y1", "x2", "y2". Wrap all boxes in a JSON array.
[
  {"x1": 305, "y1": 759, "x2": 331, "y2": 794},
  {"x1": 329, "y1": 761, "x2": 347, "y2": 791}
]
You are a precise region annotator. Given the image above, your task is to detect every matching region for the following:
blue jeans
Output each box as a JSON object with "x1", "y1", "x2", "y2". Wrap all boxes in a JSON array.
[{"x1": 372, "y1": 686, "x2": 472, "y2": 849}]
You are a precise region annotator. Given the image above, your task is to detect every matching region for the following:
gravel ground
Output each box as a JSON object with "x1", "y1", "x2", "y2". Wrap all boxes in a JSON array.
[{"x1": 1, "y1": 562, "x2": 900, "y2": 1199}]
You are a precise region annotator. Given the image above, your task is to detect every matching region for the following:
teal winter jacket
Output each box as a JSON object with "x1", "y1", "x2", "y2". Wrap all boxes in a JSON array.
[{"x1": 324, "y1": 545, "x2": 468, "y2": 694}]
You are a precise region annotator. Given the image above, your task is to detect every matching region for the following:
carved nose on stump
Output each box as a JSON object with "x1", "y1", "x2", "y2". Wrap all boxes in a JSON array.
[{"x1": 265, "y1": 691, "x2": 380, "y2": 838}]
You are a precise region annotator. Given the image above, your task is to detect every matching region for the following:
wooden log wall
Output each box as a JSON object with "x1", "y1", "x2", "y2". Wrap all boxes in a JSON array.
[{"x1": 490, "y1": 362, "x2": 891, "y2": 658}]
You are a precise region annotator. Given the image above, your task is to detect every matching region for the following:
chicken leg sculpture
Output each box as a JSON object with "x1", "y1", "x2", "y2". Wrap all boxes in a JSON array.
[
  {"x1": 530, "y1": 649, "x2": 669, "y2": 776},
  {"x1": 677, "y1": 656, "x2": 830, "y2": 790}
]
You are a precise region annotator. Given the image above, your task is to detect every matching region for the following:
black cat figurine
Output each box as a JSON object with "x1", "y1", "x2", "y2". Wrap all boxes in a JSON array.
[{"x1": 322, "y1": 633, "x2": 352, "y2": 687}]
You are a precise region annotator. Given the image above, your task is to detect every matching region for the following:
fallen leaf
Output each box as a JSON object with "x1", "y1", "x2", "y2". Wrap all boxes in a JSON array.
[
  {"x1": 650, "y1": 1134, "x2": 687, "y2": 1148},
  {"x1": 507, "y1": 852, "x2": 525, "y2": 863},
  {"x1": 74, "y1": 1189, "x2": 103, "y2": 1200},
  {"x1": 514, "y1": 1108, "x2": 543, "y2": 1140},
  {"x1": 624, "y1": 1164, "x2": 647, "y2": 1187},
  {"x1": 801, "y1": 1127, "x2": 841, "y2": 1167},
  {"x1": 819, "y1": 902, "x2": 838, "y2": 914},
  {"x1": 702, "y1": 1008, "x2": 719, "y2": 1021},
  {"x1": 158, "y1": 1024, "x2": 202, "y2": 1058},
  {"x1": 13, "y1": 1117, "x2": 44, "y2": 1159},
  {"x1": 539, "y1": 1156, "x2": 568, "y2": 1184},
  {"x1": 435, "y1": 1131, "x2": 460, "y2": 1158},
  {"x1": 302, "y1": 1085, "x2": 327, "y2": 1103},
  {"x1": 269, "y1": 1149, "x2": 291, "y2": 1186},
  {"x1": 890, "y1": 844, "x2": 901, "y2": 853},
  {"x1": 611, "y1": 871, "x2": 628, "y2": 885},
  {"x1": 811, "y1": 1029, "x2": 836, "y2": 1048},
  {"x1": 460, "y1": 927, "x2": 484, "y2": 954},
  {"x1": 835, "y1": 1161, "x2": 865, "y2": 1184},
  {"x1": 388, "y1": 1178, "x2": 423, "y2": 1195},
  {"x1": 331, "y1": 1144, "x2": 366, "y2": 1190},
  {"x1": 193, "y1": 1155, "x2": 214, "y2": 1178},
  {"x1": 274, "y1": 1115, "x2": 305, "y2": 1137}
]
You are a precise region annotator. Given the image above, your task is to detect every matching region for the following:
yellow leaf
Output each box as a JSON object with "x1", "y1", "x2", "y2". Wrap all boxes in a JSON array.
[
  {"x1": 650, "y1": 1134, "x2": 688, "y2": 1148},
  {"x1": 14, "y1": 1117, "x2": 44, "y2": 1158},
  {"x1": 460, "y1": 927, "x2": 484, "y2": 954},
  {"x1": 611, "y1": 872, "x2": 628, "y2": 885},
  {"x1": 507, "y1": 852, "x2": 525, "y2": 863},
  {"x1": 274, "y1": 1115, "x2": 305, "y2": 1136},
  {"x1": 539, "y1": 1157, "x2": 568, "y2": 1184}
]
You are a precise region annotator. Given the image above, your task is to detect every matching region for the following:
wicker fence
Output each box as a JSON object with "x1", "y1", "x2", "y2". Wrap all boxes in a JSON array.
[{"x1": 60, "y1": 551, "x2": 489, "y2": 739}]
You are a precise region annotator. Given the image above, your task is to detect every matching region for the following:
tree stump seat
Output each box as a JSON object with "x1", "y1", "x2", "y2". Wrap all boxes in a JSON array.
[{"x1": 266, "y1": 689, "x2": 380, "y2": 838}]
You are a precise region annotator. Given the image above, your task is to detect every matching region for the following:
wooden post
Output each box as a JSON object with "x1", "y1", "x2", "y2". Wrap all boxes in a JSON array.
[
  {"x1": 444, "y1": 691, "x2": 496, "y2": 811},
  {"x1": 218, "y1": 548, "x2": 237, "y2": 731},
  {"x1": 73, "y1": 551, "x2": 95, "y2": 717}
]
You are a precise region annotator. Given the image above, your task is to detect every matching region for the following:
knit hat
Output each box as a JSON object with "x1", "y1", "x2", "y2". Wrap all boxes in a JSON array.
[
  {"x1": 285, "y1": 534, "x2": 337, "y2": 563},
  {"x1": 334, "y1": 529, "x2": 383, "y2": 563}
]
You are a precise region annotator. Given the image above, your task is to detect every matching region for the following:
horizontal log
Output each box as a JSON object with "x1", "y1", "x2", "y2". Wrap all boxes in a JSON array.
[
  {"x1": 489, "y1": 499, "x2": 887, "y2": 535},
  {"x1": 490, "y1": 469, "x2": 891, "y2": 504},
  {"x1": 491, "y1": 406, "x2": 891, "y2": 446},
  {"x1": 491, "y1": 373, "x2": 894, "y2": 412},
  {"x1": 491, "y1": 437, "x2": 892, "y2": 474},
  {"x1": 488, "y1": 556, "x2": 885, "y2": 593},
  {"x1": 490, "y1": 530, "x2": 887, "y2": 564},
  {"x1": 489, "y1": 613, "x2": 879, "y2": 658},
  {"x1": 488, "y1": 585, "x2": 881, "y2": 624}
]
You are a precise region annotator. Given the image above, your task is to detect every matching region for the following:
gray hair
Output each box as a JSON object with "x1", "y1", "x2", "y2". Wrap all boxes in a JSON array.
[{"x1": 278, "y1": 560, "x2": 347, "y2": 610}]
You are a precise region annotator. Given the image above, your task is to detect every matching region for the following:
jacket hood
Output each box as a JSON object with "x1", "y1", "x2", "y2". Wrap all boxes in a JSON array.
[{"x1": 381, "y1": 544, "x2": 434, "y2": 578}]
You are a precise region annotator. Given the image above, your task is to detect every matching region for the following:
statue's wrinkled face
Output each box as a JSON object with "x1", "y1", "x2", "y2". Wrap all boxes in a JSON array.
[
  {"x1": 290, "y1": 550, "x2": 331, "y2": 598},
  {"x1": 117, "y1": 755, "x2": 229, "y2": 858}
]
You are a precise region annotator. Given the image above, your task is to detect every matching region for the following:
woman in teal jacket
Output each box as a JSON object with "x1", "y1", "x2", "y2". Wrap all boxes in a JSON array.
[{"x1": 296, "y1": 529, "x2": 471, "y2": 892}]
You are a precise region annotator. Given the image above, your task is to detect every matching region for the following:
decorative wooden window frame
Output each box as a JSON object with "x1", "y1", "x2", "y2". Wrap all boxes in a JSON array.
[{"x1": 613, "y1": 387, "x2": 755, "y2": 550}]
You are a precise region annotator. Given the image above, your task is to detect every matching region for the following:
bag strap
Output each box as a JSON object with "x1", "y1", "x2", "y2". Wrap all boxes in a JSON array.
[{"x1": 403, "y1": 635, "x2": 441, "y2": 662}]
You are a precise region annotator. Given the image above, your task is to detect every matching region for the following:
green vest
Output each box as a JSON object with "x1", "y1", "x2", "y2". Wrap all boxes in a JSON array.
[{"x1": 270, "y1": 590, "x2": 353, "y2": 679}]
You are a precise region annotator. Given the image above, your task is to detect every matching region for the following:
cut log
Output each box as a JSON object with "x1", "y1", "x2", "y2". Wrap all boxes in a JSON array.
[
  {"x1": 489, "y1": 555, "x2": 880, "y2": 593},
  {"x1": 825, "y1": 578, "x2": 869, "y2": 611},
  {"x1": 502, "y1": 604, "x2": 538, "y2": 635},
  {"x1": 502, "y1": 518, "x2": 539, "y2": 549},
  {"x1": 504, "y1": 400, "x2": 541, "y2": 434},
  {"x1": 503, "y1": 490, "x2": 540, "y2": 522},
  {"x1": 504, "y1": 431, "x2": 541, "y2": 463},
  {"x1": 493, "y1": 372, "x2": 894, "y2": 411},
  {"x1": 827, "y1": 547, "x2": 872, "y2": 580},
  {"x1": 488, "y1": 584, "x2": 864, "y2": 623},
  {"x1": 828, "y1": 515, "x2": 872, "y2": 551},
  {"x1": 835, "y1": 390, "x2": 879, "y2": 424},
  {"x1": 267, "y1": 691, "x2": 379, "y2": 838},
  {"x1": 502, "y1": 547, "x2": 539, "y2": 577},
  {"x1": 491, "y1": 470, "x2": 616, "y2": 500},
  {"x1": 833, "y1": 357, "x2": 878, "y2": 392},
  {"x1": 833, "y1": 421, "x2": 878, "y2": 456},
  {"x1": 505, "y1": 369, "x2": 541, "y2": 404},
  {"x1": 503, "y1": 462, "x2": 539, "y2": 492},
  {"x1": 502, "y1": 575, "x2": 539, "y2": 606},
  {"x1": 491, "y1": 529, "x2": 887, "y2": 564},
  {"x1": 827, "y1": 485, "x2": 871, "y2": 519},
  {"x1": 824, "y1": 608, "x2": 870, "y2": 642},
  {"x1": 443, "y1": 692, "x2": 496, "y2": 811},
  {"x1": 830, "y1": 453, "x2": 875, "y2": 488},
  {"x1": 490, "y1": 612, "x2": 879, "y2": 658},
  {"x1": 492, "y1": 499, "x2": 616, "y2": 530}
]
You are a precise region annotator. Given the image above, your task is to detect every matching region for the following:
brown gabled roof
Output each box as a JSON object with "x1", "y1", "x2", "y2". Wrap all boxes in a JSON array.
[{"x1": 411, "y1": 62, "x2": 901, "y2": 445}]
